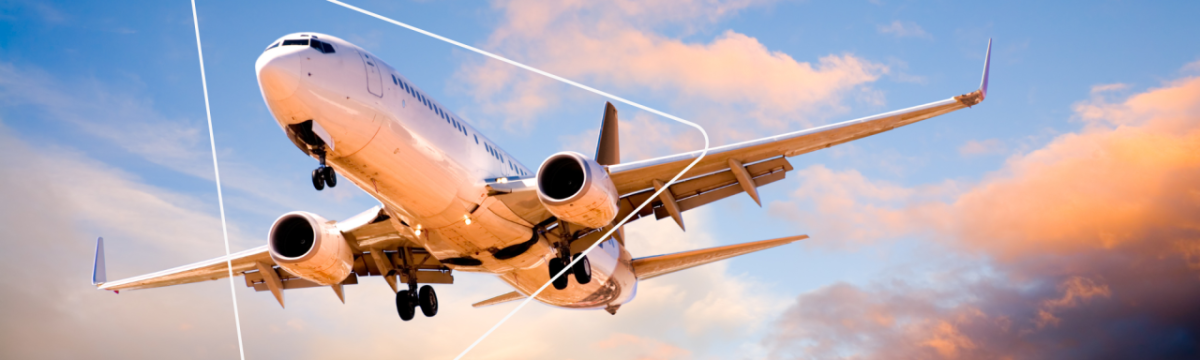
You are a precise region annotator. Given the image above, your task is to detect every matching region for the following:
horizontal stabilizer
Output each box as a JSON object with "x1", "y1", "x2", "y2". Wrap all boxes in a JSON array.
[
  {"x1": 471, "y1": 291, "x2": 525, "y2": 308},
  {"x1": 632, "y1": 235, "x2": 807, "y2": 280}
]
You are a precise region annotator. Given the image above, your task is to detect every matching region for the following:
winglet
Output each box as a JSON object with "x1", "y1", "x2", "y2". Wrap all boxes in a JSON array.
[
  {"x1": 980, "y1": 38, "x2": 992, "y2": 101},
  {"x1": 92, "y1": 237, "x2": 107, "y2": 286},
  {"x1": 954, "y1": 39, "x2": 992, "y2": 107}
]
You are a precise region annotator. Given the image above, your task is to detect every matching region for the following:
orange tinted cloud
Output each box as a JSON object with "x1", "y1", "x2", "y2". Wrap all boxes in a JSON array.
[
  {"x1": 767, "y1": 69, "x2": 1200, "y2": 358},
  {"x1": 457, "y1": 0, "x2": 886, "y2": 134}
]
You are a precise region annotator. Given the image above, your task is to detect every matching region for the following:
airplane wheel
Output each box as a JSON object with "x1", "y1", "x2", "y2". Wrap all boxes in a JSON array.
[
  {"x1": 573, "y1": 254, "x2": 592, "y2": 285},
  {"x1": 419, "y1": 285, "x2": 438, "y2": 317},
  {"x1": 549, "y1": 258, "x2": 569, "y2": 290},
  {"x1": 322, "y1": 166, "x2": 337, "y2": 188},
  {"x1": 396, "y1": 290, "x2": 415, "y2": 321},
  {"x1": 311, "y1": 168, "x2": 325, "y2": 191}
]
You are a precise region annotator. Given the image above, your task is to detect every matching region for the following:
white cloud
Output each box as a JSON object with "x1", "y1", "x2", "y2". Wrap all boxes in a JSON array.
[{"x1": 877, "y1": 20, "x2": 932, "y2": 39}]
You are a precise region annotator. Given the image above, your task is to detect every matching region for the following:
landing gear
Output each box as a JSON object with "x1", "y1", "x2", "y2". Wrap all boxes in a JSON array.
[
  {"x1": 548, "y1": 258, "x2": 569, "y2": 290},
  {"x1": 310, "y1": 147, "x2": 337, "y2": 191},
  {"x1": 321, "y1": 166, "x2": 336, "y2": 187},
  {"x1": 395, "y1": 290, "x2": 415, "y2": 321},
  {"x1": 311, "y1": 168, "x2": 325, "y2": 191},
  {"x1": 573, "y1": 253, "x2": 592, "y2": 285},
  {"x1": 419, "y1": 285, "x2": 438, "y2": 317}
]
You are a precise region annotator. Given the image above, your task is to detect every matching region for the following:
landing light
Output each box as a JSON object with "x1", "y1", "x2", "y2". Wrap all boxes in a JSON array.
[
  {"x1": 497, "y1": 177, "x2": 508, "y2": 184},
  {"x1": 415, "y1": 224, "x2": 423, "y2": 236},
  {"x1": 464, "y1": 215, "x2": 472, "y2": 226}
]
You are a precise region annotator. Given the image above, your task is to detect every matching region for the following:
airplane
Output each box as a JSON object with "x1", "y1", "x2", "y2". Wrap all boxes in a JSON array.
[{"x1": 91, "y1": 32, "x2": 991, "y2": 320}]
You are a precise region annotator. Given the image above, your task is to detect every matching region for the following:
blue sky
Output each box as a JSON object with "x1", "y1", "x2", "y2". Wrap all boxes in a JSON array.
[{"x1": 2, "y1": 1, "x2": 1199, "y2": 359}]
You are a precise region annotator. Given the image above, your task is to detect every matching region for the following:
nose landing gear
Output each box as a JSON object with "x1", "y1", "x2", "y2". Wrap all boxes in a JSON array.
[{"x1": 310, "y1": 147, "x2": 337, "y2": 191}]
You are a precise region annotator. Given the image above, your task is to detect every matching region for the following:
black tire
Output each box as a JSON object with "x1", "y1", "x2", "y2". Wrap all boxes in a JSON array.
[
  {"x1": 396, "y1": 290, "x2": 415, "y2": 321},
  {"x1": 549, "y1": 258, "x2": 569, "y2": 290},
  {"x1": 322, "y1": 166, "x2": 337, "y2": 188},
  {"x1": 419, "y1": 285, "x2": 438, "y2": 317},
  {"x1": 573, "y1": 254, "x2": 592, "y2": 285},
  {"x1": 312, "y1": 168, "x2": 325, "y2": 191}
]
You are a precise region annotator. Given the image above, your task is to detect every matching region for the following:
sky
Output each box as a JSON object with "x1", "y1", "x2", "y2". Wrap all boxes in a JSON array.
[{"x1": 1, "y1": 0, "x2": 1199, "y2": 359}]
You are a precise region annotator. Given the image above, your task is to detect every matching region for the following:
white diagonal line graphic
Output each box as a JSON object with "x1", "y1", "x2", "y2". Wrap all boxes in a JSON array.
[{"x1": 190, "y1": 1, "x2": 246, "y2": 359}]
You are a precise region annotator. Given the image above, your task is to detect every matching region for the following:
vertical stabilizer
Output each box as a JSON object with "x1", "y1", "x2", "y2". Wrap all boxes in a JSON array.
[
  {"x1": 595, "y1": 102, "x2": 620, "y2": 165},
  {"x1": 92, "y1": 237, "x2": 107, "y2": 285}
]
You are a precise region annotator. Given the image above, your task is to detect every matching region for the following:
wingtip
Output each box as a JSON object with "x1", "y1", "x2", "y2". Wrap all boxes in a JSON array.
[
  {"x1": 92, "y1": 237, "x2": 106, "y2": 286},
  {"x1": 980, "y1": 38, "x2": 992, "y2": 100}
]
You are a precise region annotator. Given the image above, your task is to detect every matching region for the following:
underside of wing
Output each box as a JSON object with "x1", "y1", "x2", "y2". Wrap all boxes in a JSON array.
[
  {"x1": 92, "y1": 206, "x2": 451, "y2": 308},
  {"x1": 96, "y1": 244, "x2": 272, "y2": 292},
  {"x1": 631, "y1": 235, "x2": 808, "y2": 280}
]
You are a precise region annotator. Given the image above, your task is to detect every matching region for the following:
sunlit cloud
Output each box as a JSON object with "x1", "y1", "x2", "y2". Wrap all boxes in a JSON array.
[
  {"x1": 455, "y1": 0, "x2": 887, "y2": 143},
  {"x1": 766, "y1": 67, "x2": 1200, "y2": 359}
]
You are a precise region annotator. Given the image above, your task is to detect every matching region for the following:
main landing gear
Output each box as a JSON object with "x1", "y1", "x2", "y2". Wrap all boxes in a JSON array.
[
  {"x1": 310, "y1": 147, "x2": 337, "y2": 191},
  {"x1": 541, "y1": 221, "x2": 593, "y2": 290},
  {"x1": 548, "y1": 253, "x2": 592, "y2": 290},
  {"x1": 395, "y1": 283, "x2": 438, "y2": 321}
]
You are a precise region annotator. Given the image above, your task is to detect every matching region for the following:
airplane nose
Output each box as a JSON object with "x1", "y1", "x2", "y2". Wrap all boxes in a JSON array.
[{"x1": 256, "y1": 49, "x2": 304, "y2": 101}]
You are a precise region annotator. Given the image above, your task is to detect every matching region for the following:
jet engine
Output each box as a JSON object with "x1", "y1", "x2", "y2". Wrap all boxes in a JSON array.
[
  {"x1": 536, "y1": 152, "x2": 619, "y2": 229},
  {"x1": 268, "y1": 211, "x2": 354, "y2": 285}
]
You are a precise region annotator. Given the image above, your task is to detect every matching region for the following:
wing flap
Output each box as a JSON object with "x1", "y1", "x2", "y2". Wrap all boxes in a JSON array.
[
  {"x1": 608, "y1": 97, "x2": 966, "y2": 195},
  {"x1": 616, "y1": 157, "x2": 793, "y2": 224},
  {"x1": 631, "y1": 235, "x2": 807, "y2": 280}
]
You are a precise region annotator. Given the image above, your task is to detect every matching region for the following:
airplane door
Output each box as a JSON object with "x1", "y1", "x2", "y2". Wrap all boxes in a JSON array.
[{"x1": 357, "y1": 50, "x2": 383, "y2": 98}]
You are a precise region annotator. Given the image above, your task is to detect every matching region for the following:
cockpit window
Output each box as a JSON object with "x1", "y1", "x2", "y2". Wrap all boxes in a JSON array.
[
  {"x1": 282, "y1": 39, "x2": 308, "y2": 46},
  {"x1": 265, "y1": 42, "x2": 280, "y2": 51},
  {"x1": 310, "y1": 39, "x2": 336, "y2": 54}
]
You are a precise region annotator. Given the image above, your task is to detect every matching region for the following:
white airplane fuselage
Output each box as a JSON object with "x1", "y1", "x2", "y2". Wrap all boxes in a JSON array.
[{"x1": 255, "y1": 33, "x2": 636, "y2": 310}]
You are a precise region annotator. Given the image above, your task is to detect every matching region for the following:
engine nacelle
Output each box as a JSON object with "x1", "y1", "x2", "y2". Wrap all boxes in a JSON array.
[
  {"x1": 536, "y1": 152, "x2": 620, "y2": 229},
  {"x1": 268, "y1": 211, "x2": 354, "y2": 286}
]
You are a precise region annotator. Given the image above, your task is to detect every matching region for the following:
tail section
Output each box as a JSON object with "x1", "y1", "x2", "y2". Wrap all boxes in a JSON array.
[
  {"x1": 594, "y1": 102, "x2": 620, "y2": 166},
  {"x1": 631, "y1": 235, "x2": 807, "y2": 280}
]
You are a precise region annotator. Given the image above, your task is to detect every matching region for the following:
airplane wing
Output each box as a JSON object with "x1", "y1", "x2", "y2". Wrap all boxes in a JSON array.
[
  {"x1": 486, "y1": 40, "x2": 991, "y2": 231},
  {"x1": 92, "y1": 206, "x2": 446, "y2": 307},
  {"x1": 610, "y1": 39, "x2": 992, "y2": 229},
  {"x1": 630, "y1": 235, "x2": 807, "y2": 280}
]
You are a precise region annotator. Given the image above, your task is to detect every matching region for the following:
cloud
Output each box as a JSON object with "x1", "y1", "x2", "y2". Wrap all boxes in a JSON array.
[
  {"x1": 0, "y1": 123, "x2": 250, "y2": 359},
  {"x1": 0, "y1": 61, "x2": 366, "y2": 217},
  {"x1": 1090, "y1": 83, "x2": 1129, "y2": 94},
  {"x1": 877, "y1": 20, "x2": 932, "y2": 39},
  {"x1": 456, "y1": 0, "x2": 887, "y2": 142},
  {"x1": 958, "y1": 138, "x2": 1006, "y2": 156},
  {"x1": 766, "y1": 69, "x2": 1200, "y2": 358}
]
